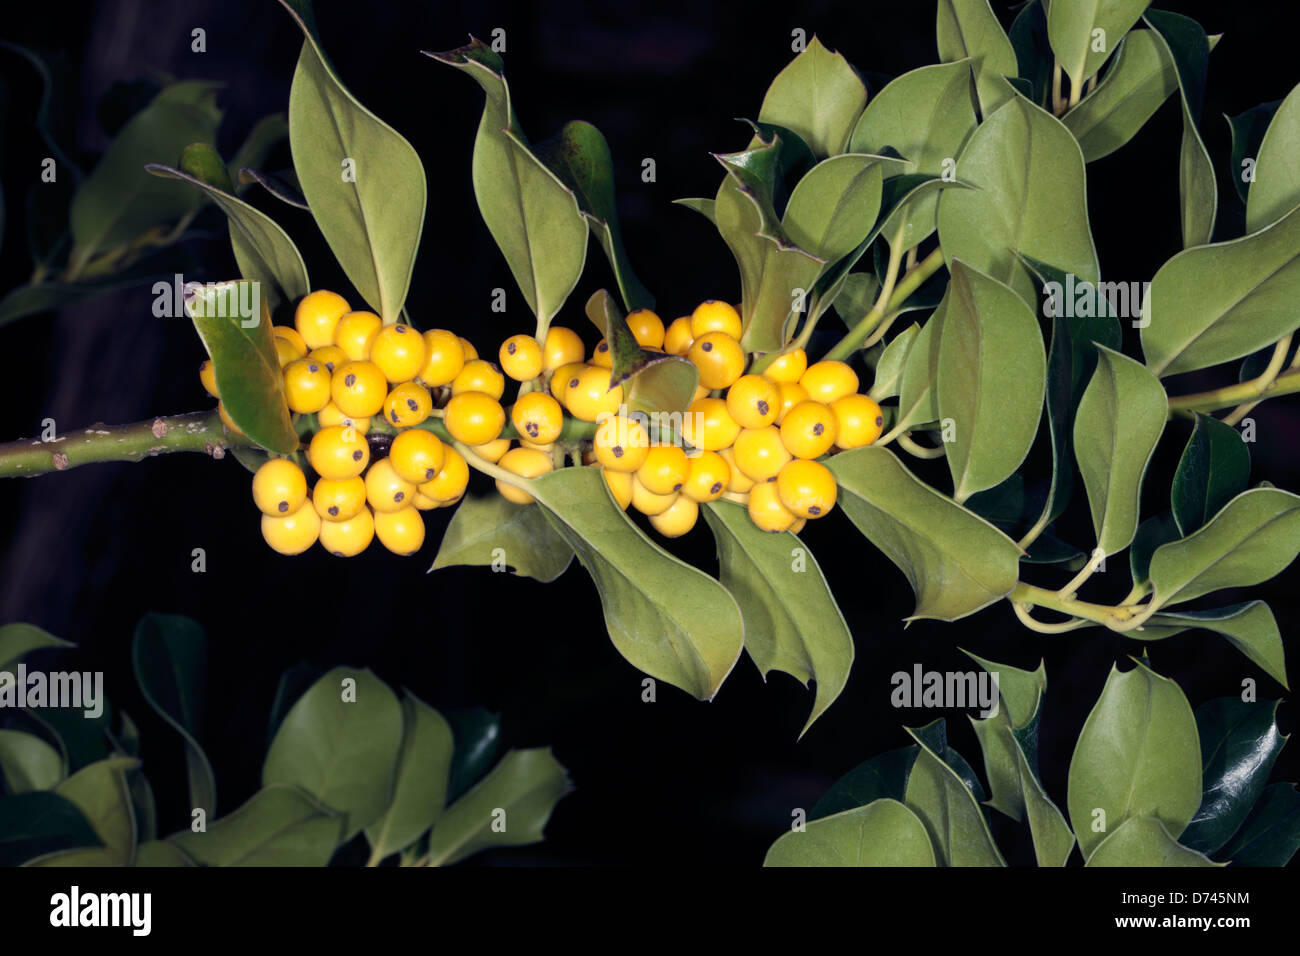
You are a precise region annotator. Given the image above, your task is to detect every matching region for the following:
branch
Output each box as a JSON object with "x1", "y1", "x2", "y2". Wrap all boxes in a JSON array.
[
  {"x1": 1167, "y1": 364, "x2": 1300, "y2": 418},
  {"x1": 824, "y1": 245, "x2": 945, "y2": 362}
]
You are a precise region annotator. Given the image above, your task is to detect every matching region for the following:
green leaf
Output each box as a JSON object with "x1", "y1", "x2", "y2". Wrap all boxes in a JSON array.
[
  {"x1": 965, "y1": 653, "x2": 1048, "y2": 823},
  {"x1": 903, "y1": 726, "x2": 1005, "y2": 865},
  {"x1": 937, "y1": 260, "x2": 1046, "y2": 502},
  {"x1": 810, "y1": 746, "x2": 918, "y2": 820},
  {"x1": 1072, "y1": 345, "x2": 1167, "y2": 556},
  {"x1": 765, "y1": 798, "x2": 937, "y2": 866},
  {"x1": 0, "y1": 792, "x2": 101, "y2": 866},
  {"x1": 827, "y1": 446, "x2": 1022, "y2": 621},
  {"x1": 1063, "y1": 30, "x2": 1177, "y2": 161},
  {"x1": 584, "y1": 288, "x2": 699, "y2": 415},
  {"x1": 782, "y1": 155, "x2": 883, "y2": 263},
  {"x1": 1245, "y1": 83, "x2": 1300, "y2": 232},
  {"x1": 229, "y1": 112, "x2": 289, "y2": 192},
  {"x1": 529, "y1": 468, "x2": 744, "y2": 700},
  {"x1": 1215, "y1": 783, "x2": 1300, "y2": 866},
  {"x1": 936, "y1": 93, "x2": 1099, "y2": 309},
  {"x1": 170, "y1": 784, "x2": 343, "y2": 866},
  {"x1": 702, "y1": 501, "x2": 854, "y2": 736},
  {"x1": 52, "y1": 756, "x2": 140, "y2": 865},
  {"x1": 892, "y1": 296, "x2": 947, "y2": 432},
  {"x1": 1068, "y1": 660, "x2": 1201, "y2": 860},
  {"x1": 431, "y1": 493, "x2": 574, "y2": 583},
  {"x1": 262, "y1": 667, "x2": 404, "y2": 841},
  {"x1": 428, "y1": 39, "x2": 586, "y2": 325},
  {"x1": 868, "y1": 322, "x2": 920, "y2": 401},
  {"x1": 673, "y1": 197, "x2": 715, "y2": 223},
  {"x1": 364, "y1": 692, "x2": 455, "y2": 862},
  {"x1": 1171, "y1": 413, "x2": 1250, "y2": 535},
  {"x1": 535, "y1": 120, "x2": 652, "y2": 312},
  {"x1": 0, "y1": 731, "x2": 65, "y2": 793},
  {"x1": 756, "y1": 36, "x2": 867, "y2": 158},
  {"x1": 1047, "y1": 0, "x2": 1151, "y2": 91},
  {"x1": 1130, "y1": 511, "x2": 1181, "y2": 586},
  {"x1": 1009, "y1": 0, "x2": 1053, "y2": 108},
  {"x1": 185, "y1": 280, "x2": 298, "y2": 454},
  {"x1": 0, "y1": 623, "x2": 74, "y2": 670},
  {"x1": 68, "y1": 80, "x2": 222, "y2": 266},
  {"x1": 1140, "y1": 602, "x2": 1287, "y2": 689},
  {"x1": 936, "y1": 0, "x2": 1020, "y2": 117},
  {"x1": 1086, "y1": 815, "x2": 1220, "y2": 866},
  {"x1": 23, "y1": 707, "x2": 113, "y2": 775},
  {"x1": 963, "y1": 652, "x2": 1046, "y2": 730},
  {"x1": 444, "y1": 708, "x2": 501, "y2": 803},
  {"x1": 133, "y1": 840, "x2": 199, "y2": 867},
  {"x1": 145, "y1": 155, "x2": 310, "y2": 312},
  {"x1": 1017, "y1": 745, "x2": 1077, "y2": 866},
  {"x1": 424, "y1": 748, "x2": 571, "y2": 866},
  {"x1": 131, "y1": 613, "x2": 217, "y2": 817},
  {"x1": 1226, "y1": 99, "x2": 1282, "y2": 206},
  {"x1": 1147, "y1": 486, "x2": 1300, "y2": 610},
  {"x1": 1180, "y1": 698, "x2": 1285, "y2": 854}
]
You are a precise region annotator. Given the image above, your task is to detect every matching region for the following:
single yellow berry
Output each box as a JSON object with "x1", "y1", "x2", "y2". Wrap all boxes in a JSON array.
[
  {"x1": 458, "y1": 337, "x2": 479, "y2": 360},
  {"x1": 682, "y1": 450, "x2": 731, "y2": 503},
  {"x1": 261, "y1": 501, "x2": 321, "y2": 554},
  {"x1": 472, "y1": 437, "x2": 512, "y2": 463},
  {"x1": 373, "y1": 506, "x2": 425, "y2": 555},
  {"x1": 499, "y1": 334, "x2": 543, "y2": 381},
  {"x1": 444, "y1": 391, "x2": 506, "y2": 445},
  {"x1": 331, "y1": 360, "x2": 388, "y2": 418},
  {"x1": 650, "y1": 493, "x2": 699, "y2": 538},
  {"x1": 416, "y1": 329, "x2": 466, "y2": 387},
  {"x1": 252, "y1": 459, "x2": 307, "y2": 516},
  {"x1": 636, "y1": 444, "x2": 690, "y2": 495},
  {"x1": 411, "y1": 491, "x2": 441, "y2": 510},
  {"x1": 512, "y1": 392, "x2": 564, "y2": 445},
  {"x1": 589, "y1": 339, "x2": 613, "y2": 369},
  {"x1": 369, "y1": 324, "x2": 427, "y2": 383},
  {"x1": 689, "y1": 332, "x2": 746, "y2": 389},
  {"x1": 496, "y1": 447, "x2": 553, "y2": 505},
  {"x1": 273, "y1": 325, "x2": 308, "y2": 356},
  {"x1": 365, "y1": 457, "x2": 417, "y2": 513},
  {"x1": 626, "y1": 309, "x2": 666, "y2": 348},
  {"x1": 389, "y1": 429, "x2": 445, "y2": 484},
  {"x1": 725, "y1": 374, "x2": 780, "y2": 429},
  {"x1": 733, "y1": 426, "x2": 793, "y2": 482},
  {"x1": 308, "y1": 425, "x2": 370, "y2": 480},
  {"x1": 542, "y1": 326, "x2": 585, "y2": 370},
  {"x1": 308, "y1": 344, "x2": 348, "y2": 374},
  {"x1": 295, "y1": 290, "x2": 350, "y2": 349},
  {"x1": 601, "y1": 466, "x2": 634, "y2": 510},
  {"x1": 780, "y1": 400, "x2": 839, "y2": 459},
  {"x1": 549, "y1": 362, "x2": 588, "y2": 403},
  {"x1": 199, "y1": 360, "x2": 219, "y2": 398},
  {"x1": 274, "y1": 336, "x2": 304, "y2": 367},
  {"x1": 718, "y1": 446, "x2": 754, "y2": 493},
  {"x1": 594, "y1": 415, "x2": 650, "y2": 472},
  {"x1": 217, "y1": 401, "x2": 246, "y2": 436},
  {"x1": 383, "y1": 381, "x2": 432, "y2": 427},
  {"x1": 681, "y1": 397, "x2": 740, "y2": 451},
  {"x1": 763, "y1": 347, "x2": 808, "y2": 384},
  {"x1": 313, "y1": 476, "x2": 367, "y2": 521},
  {"x1": 690, "y1": 300, "x2": 743, "y2": 339},
  {"x1": 747, "y1": 480, "x2": 796, "y2": 533},
  {"x1": 318, "y1": 505, "x2": 374, "y2": 556},
  {"x1": 333, "y1": 311, "x2": 383, "y2": 361},
  {"x1": 777, "y1": 459, "x2": 838, "y2": 519},
  {"x1": 420, "y1": 445, "x2": 469, "y2": 503},
  {"x1": 800, "y1": 360, "x2": 859, "y2": 404},
  {"x1": 283, "y1": 358, "x2": 333, "y2": 413},
  {"x1": 316, "y1": 402, "x2": 369, "y2": 433},
  {"x1": 775, "y1": 382, "x2": 809, "y2": 424},
  {"x1": 563, "y1": 366, "x2": 624, "y2": 422},
  {"x1": 663, "y1": 316, "x2": 694, "y2": 356},
  {"x1": 831, "y1": 393, "x2": 885, "y2": 448},
  {"x1": 630, "y1": 476, "x2": 678, "y2": 516},
  {"x1": 451, "y1": 359, "x2": 506, "y2": 399}
]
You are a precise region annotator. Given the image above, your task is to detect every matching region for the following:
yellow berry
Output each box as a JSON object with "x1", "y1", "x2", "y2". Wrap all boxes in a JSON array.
[
  {"x1": 458, "y1": 337, "x2": 479, "y2": 360},
  {"x1": 274, "y1": 336, "x2": 304, "y2": 367},
  {"x1": 295, "y1": 290, "x2": 351, "y2": 349},
  {"x1": 472, "y1": 437, "x2": 512, "y2": 463},
  {"x1": 630, "y1": 476, "x2": 678, "y2": 516},
  {"x1": 718, "y1": 446, "x2": 754, "y2": 493},
  {"x1": 777, "y1": 459, "x2": 838, "y2": 519},
  {"x1": 790, "y1": 517, "x2": 807, "y2": 534},
  {"x1": 725, "y1": 374, "x2": 780, "y2": 429},
  {"x1": 369, "y1": 324, "x2": 427, "y2": 383},
  {"x1": 316, "y1": 402, "x2": 369, "y2": 433},
  {"x1": 383, "y1": 381, "x2": 432, "y2": 427},
  {"x1": 626, "y1": 309, "x2": 666, "y2": 348},
  {"x1": 520, "y1": 439, "x2": 554, "y2": 453},
  {"x1": 252, "y1": 458, "x2": 308, "y2": 516},
  {"x1": 682, "y1": 450, "x2": 731, "y2": 503},
  {"x1": 542, "y1": 326, "x2": 585, "y2": 371},
  {"x1": 692, "y1": 384, "x2": 711, "y2": 403},
  {"x1": 199, "y1": 360, "x2": 219, "y2": 398},
  {"x1": 499, "y1": 334, "x2": 543, "y2": 381},
  {"x1": 416, "y1": 329, "x2": 466, "y2": 387},
  {"x1": 260, "y1": 500, "x2": 321, "y2": 554},
  {"x1": 365, "y1": 457, "x2": 417, "y2": 513},
  {"x1": 389, "y1": 429, "x2": 445, "y2": 484},
  {"x1": 681, "y1": 397, "x2": 740, "y2": 451},
  {"x1": 733, "y1": 426, "x2": 793, "y2": 482},
  {"x1": 663, "y1": 316, "x2": 694, "y2": 356},
  {"x1": 318, "y1": 505, "x2": 374, "y2": 556},
  {"x1": 800, "y1": 360, "x2": 859, "y2": 404},
  {"x1": 451, "y1": 359, "x2": 506, "y2": 399},
  {"x1": 373, "y1": 506, "x2": 425, "y2": 555},
  {"x1": 832, "y1": 393, "x2": 885, "y2": 448},
  {"x1": 589, "y1": 339, "x2": 613, "y2": 369},
  {"x1": 420, "y1": 445, "x2": 469, "y2": 503},
  {"x1": 780, "y1": 400, "x2": 839, "y2": 459},
  {"x1": 636, "y1": 444, "x2": 690, "y2": 495},
  {"x1": 549, "y1": 362, "x2": 588, "y2": 403},
  {"x1": 217, "y1": 401, "x2": 245, "y2": 436},
  {"x1": 688, "y1": 332, "x2": 746, "y2": 389},
  {"x1": 763, "y1": 347, "x2": 808, "y2": 384},
  {"x1": 496, "y1": 447, "x2": 553, "y2": 505},
  {"x1": 412, "y1": 492, "x2": 441, "y2": 510},
  {"x1": 333, "y1": 311, "x2": 383, "y2": 361},
  {"x1": 594, "y1": 415, "x2": 650, "y2": 472},
  {"x1": 308, "y1": 425, "x2": 370, "y2": 480},
  {"x1": 563, "y1": 366, "x2": 624, "y2": 422},
  {"x1": 444, "y1": 391, "x2": 505, "y2": 445},
  {"x1": 308, "y1": 344, "x2": 348, "y2": 374},
  {"x1": 775, "y1": 382, "x2": 809, "y2": 424},
  {"x1": 283, "y1": 358, "x2": 333, "y2": 413},
  {"x1": 690, "y1": 300, "x2": 743, "y2": 339},
  {"x1": 512, "y1": 392, "x2": 564, "y2": 445},
  {"x1": 332, "y1": 360, "x2": 388, "y2": 418},
  {"x1": 748, "y1": 480, "x2": 796, "y2": 533},
  {"x1": 650, "y1": 493, "x2": 699, "y2": 538},
  {"x1": 312, "y1": 476, "x2": 367, "y2": 521},
  {"x1": 273, "y1": 325, "x2": 308, "y2": 356},
  {"x1": 601, "y1": 466, "x2": 634, "y2": 510}
]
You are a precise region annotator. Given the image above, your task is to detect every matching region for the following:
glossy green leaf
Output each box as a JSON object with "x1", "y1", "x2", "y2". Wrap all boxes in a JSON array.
[
  {"x1": 1047, "y1": 0, "x2": 1151, "y2": 91},
  {"x1": 280, "y1": 2, "x2": 425, "y2": 322},
  {"x1": 133, "y1": 840, "x2": 198, "y2": 867},
  {"x1": 364, "y1": 692, "x2": 455, "y2": 862},
  {"x1": 757, "y1": 36, "x2": 867, "y2": 158},
  {"x1": 132, "y1": 613, "x2": 217, "y2": 817},
  {"x1": 186, "y1": 281, "x2": 298, "y2": 454},
  {"x1": 1130, "y1": 511, "x2": 1181, "y2": 586},
  {"x1": 53, "y1": 756, "x2": 140, "y2": 865},
  {"x1": 1063, "y1": 30, "x2": 1176, "y2": 161},
  {"x1": 938, "y1": 260, "x2": 1046, "y2": 502},
  {"x1": 810, "y1": 746, "x2": 918, "y2": 820},
  {"x1": 432, "y1": 493, "x2": 574, "y2": 583},
  {"x1": 0, "y1": 731, "x2": 64, "y2": 793},
  {"x1": 782, "y1": 155, "x2": 883, "y2": 263},
  {"x1": 936, "y1": 0, "x2": 1019, "y2": 117},
  {"x1": 0, "y1": 791, "x2": 101, "y2": 866},
  {"x1": 0, "y1": 623, "x2": 74, "y2": 670},
  {"x1": 827, "y1": 446, "x2": 1022, "y2": 621},
  {"x1": 262, "y1": 667, "x2": 403, "y2": 841},
  {"x1": 1009, "y1": 0, "x2": 1053, "y2": 108},
  {"x1": 1226, "y1": 99, "x2": 1282, "y2": 206},
  {"x1": 530, "y1": 467, "x2": 744, "y2": 700},
  {"x1": 1140, "y1": 602, "x2": 1287, "y2": 689},
  {"x1": 424, "y1": 748, "x2": 571, "y2": 866},
  {"x1": 1215, "y1": 783, "x2": 1300, "y2": 866},
  {"x1": 1073, "y1": 345, "x2": 1167, "y2": 555},
  {"x1": 765, "y1": 798, "x2": 936, "y2": 866},
  {"x1": 1245, "y1": 83, "x2": 1300, "y2": 231},
  {"x1": 903, "y1": 726, "x2": 1005, "y2": 865},
  {"x1": 429, "y1": 39, "x2": 585, "y2": 325},
  {"x1": 1068, "y1": 660, "x2": 1201, "y2": 860},
  {"x1": 444, "y1": 708, "x2": 501, "y2": 803},
  {"x1": 266, "y1": 661, "x2": 327, "y2": 748},
  {"x1": 702, "y1": 501, "x2": 854, "y2": 736},
  {"x1": 1171, "y1": 413, "x2": 1250, "y2": 535},
  {"x1": 170, "y1": 784, "x2": 343, "y2": 866},
  {"x1": 869, "y1": 323, "x2": 920, "y2": 401},
  {"x1": 937, "y1": 94, "x2": 1099, "y2": 308}
]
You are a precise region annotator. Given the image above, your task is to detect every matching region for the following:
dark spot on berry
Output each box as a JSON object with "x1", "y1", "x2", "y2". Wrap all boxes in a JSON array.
[
  {"x1": 812, "y1": 423, "x2": 824, "y2": 435},
  {"x1": 597, "y1": 341, "x2": 608, "y2": 353},
  {"x1": 507, "y1": 341, "x2": 517, "y2": 354},
  {"x1": 344, "y1": 373, "x2": 357, "y2": 387},
  {"x1": 308, "y1": 363, "x2": 319, "y2": 373},
  {"x1": 352, "y1": 450, "x2": 363, "y2": 461},
  {"x1": 526, "y1": 422, "x2": 539, "y2": 438},
  {"x1": 875, "y1": 416, "x2": 884, "y2": 427},
  {"x1": 395, "y1": 491, "x2": 405, "y2": 503},
  {"x1": 766, "y1": 475, "x2": 776, "y2": 482},
  {"x1": 809, "y1": 505, "x2": 822, "y2": 515},
  {"x1": 407, "y1": 398, "x2": 419, "y2": 412},
  {"x1": 613, "y1": 446, "x2": 624, "y2": 458},
  {"x1": 395, "y1": 325, "x2": 408, "y2": 333},
  {"x1": 391, "y1": 409, "x2": 400, "y2": 423},
  {"x1": 329, "y1": 505, "x2": 339, "y2": 516},
  {"x1": 425, "y1": 468, "x2": 435, "y2": 480},
  {"x1": 278, "y1": 500, "x2": 288, "y2": 513},
  {"x1": 325, "y1": 361, "x2": 335, "y2": 371},
  {"x1": 702, "y1": 341, "x2": 714, "y2": 352},
  {"x1": 490, "y1": 362, "x2": 502, "y2": 373},
  {"x1": 673, "y1": 482, "x2": 682, "y2": 491},
  {"x1": 757, "y1": 400, "x2": 769, "y2": 415},
  {"x1": 710, "y1": 481, "x2": 723, "y2": 494},
  {"x1": 569, "y1": 378, "x2": 580, "y2": 389}
]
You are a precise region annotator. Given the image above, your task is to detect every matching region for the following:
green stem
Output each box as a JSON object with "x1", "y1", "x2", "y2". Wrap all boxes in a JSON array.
[
  {"x1": 896, "y1": 433, "x2": 945, "y2": 460},
  {"x1": 1167, "y1": 364, "x2": 1300, "y2": 417},
  {"x1": 1009, "y1": 582, "x2": 1148, "y2": 632},
  {"x1": 824, "y1": 245, "x2": 944, "y2": 362}
]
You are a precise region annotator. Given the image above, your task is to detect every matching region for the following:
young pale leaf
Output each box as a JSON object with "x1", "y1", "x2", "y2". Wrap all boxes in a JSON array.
[
  {"x1": 432, "y1": 493, "x2": 574, "y2": 583},
  {"x1": 262, "y1": 667, "x2": 404, "y2": 841},
  {"x1": 1140, "y1": 602, "x2": 1287, "y2": 689},
  {"x1": 764, "y1": 798, "x2": 936, "y2": 867},
  {"x1": 531, "y1": 467, "x2": 744, "y2": 700},
  {"x1": 1170, "y1": 413, "x2": 1250, "y2": 536},
  {"x1": 0, "y1": 731, "x2": 65, "y2": 794},
  {"x1": 827, "y1": 446, "x2": 1022, "y2": 621},
  {"x1": 1245, "y1": 82, "x2": 1300, "y2": 232},
  {"x1": 1067, "y1": 660, "x2": 1201, "y2": 860},
  {"x1": 903, "y1": 726, "x2": 1005, "y2": 865},
  {"x1": 757, "y1": 36, "x2": 867, "y2": 158},
  {"x1": 170, "y1": 784, "x2": 343, "y2": 866},
  {"x1": 702, "y1": 501, "x2": 854, "y2": 736},
  {"x1": 1047, "y1": 0, "x2": 1151, "y2": 92},
  {"x1": 781, "y1": 155, "x2": 883, "y2": 263},
  {"x1": 869, "y1": 323, "x2": 920, "y2": 401},
  {"x1": 1063, "y1": 30, "x2": 1177, "y2": 161},
  {"x1": 423, "y1": 748, "x2": 571, "y2": 866},
  {"x1": 1226, "y1": 100, "x2": 1282, "y2": 206},
  {"x1": 364, "y1": 692, "x2": 455, "y2": 863},
  {"x1": 0, "y1": 623, "x2": 74, "y2": 671},
  {"x1": 1215, "y1": 783, "x2": 1300, "y2": 866},
  {"x1": 1072, "y1": 345, "x2": 1167, "y2": 556},
  {"x1": 1084, "y1": 814, "x2": 1220, "y2": 867},
  {"x1": 938, "y1": 260, "x2": 1046, "y2": 502},
  {"x1": 51, "y1": 756, "x2": 140, "y2": 866},
  {"x1": 936, "y1": 0, "x2": 1019, "y2": 117},
  {"x1": 936, "y1": 94, "x2": 1099, "y2": 309}
]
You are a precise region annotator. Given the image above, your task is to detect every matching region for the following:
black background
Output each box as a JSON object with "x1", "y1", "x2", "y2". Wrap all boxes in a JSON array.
[{"x1": 1, "y1": 0, "x2": 1298, "y2": 870}]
